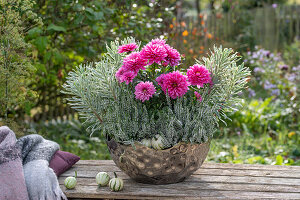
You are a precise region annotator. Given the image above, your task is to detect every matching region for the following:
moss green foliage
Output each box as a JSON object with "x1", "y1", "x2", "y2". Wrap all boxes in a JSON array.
[{"x1": 0, "y1": 0, "x2": 41, "y2": 118}]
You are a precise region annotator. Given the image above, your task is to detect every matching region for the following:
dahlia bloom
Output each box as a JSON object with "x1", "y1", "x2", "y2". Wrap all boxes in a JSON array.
[
  {"x1": 163, "y1": 71, "x2": 189, "y2": 99},
  {"x1": 194, "y1": 91, "x2": 202, "y2": 102},
  {"x1": 150, "y1": 38, "x2": 166, "y2": 46},
  {"x1": 123, "y1": 52, "x2": 147, "y2": 73},
  {"x1": 115, "y1": 67, "x2": 126, "y2": 82},
  {"x1": 156, "y1": 74, "x2": 167, "y2": 91},
  {"x1": 118, "y1": 43, "x2": 138, "y2": 53},
  {"x1": 120, "y1": 71, "x2": 137, "y2": 85},
  {"x1": 140, "y1": 43, "x2": 167, "y2": 65},
  {"x1": 164, "y1": 44, "x2": 181, "y2": 66},
  {"x1": 187, "y1": 64, "x2": 211, "y2": 87},
  {"x1": 134, "y1": 81, "x2": 156, "y2": 102}
]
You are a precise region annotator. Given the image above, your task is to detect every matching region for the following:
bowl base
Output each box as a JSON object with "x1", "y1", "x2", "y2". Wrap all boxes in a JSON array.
[{"x1": 107, "y1": 139, "x2": 210, "y2": 185}]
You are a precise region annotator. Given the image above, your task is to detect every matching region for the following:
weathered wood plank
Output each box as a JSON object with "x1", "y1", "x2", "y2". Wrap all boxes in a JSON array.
[
  {"x1": 59, "y1": 160, "x2": 300, "y2": 199},
  {"x1": 75, "y1": 160, "x2": 300, "y2": 171},
  {"x1": 59, "y1": 170, "x2": 300, "y2": 186},
  {"x1": 60, "y1": 185, "x2": 300, "y2": 200},
  {"x1": 64, "y1": 164, "x2": 300, "y2": 179},
  {"x1": 58, "y1": 177, "x2": 300, "y2": 193}
]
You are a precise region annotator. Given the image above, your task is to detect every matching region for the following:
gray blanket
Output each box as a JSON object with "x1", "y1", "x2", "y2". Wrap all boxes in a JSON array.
[{"x1": 0, "y1": 126, "x2": 67, "y2": 200}]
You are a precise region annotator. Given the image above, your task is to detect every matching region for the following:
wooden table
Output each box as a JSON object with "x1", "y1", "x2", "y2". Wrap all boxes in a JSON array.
[{"x1": 59, "y1": 160, "x2": 300, "y2": 199}]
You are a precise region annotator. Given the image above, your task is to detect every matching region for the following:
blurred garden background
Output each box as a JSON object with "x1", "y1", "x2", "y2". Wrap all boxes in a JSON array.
[{"x1": 1, "y1": 0, "x2": 299, "y2": 165}]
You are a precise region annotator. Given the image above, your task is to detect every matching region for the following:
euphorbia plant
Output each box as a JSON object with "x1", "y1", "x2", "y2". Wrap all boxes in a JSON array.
[{"x1": 63, "y1": 37, "x2": 250, "y2": 149}]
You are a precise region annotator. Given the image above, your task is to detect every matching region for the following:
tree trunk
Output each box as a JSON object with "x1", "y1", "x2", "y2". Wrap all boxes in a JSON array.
[
  {"x1": 196, "y1": 0, "x2": 201, "y2": 16},
  {"x1": 210, "y1": 0, "x2": 215, "y2": 13}
]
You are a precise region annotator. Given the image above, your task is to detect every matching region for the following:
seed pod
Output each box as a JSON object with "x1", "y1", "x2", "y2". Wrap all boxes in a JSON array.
[
  {"x1": 151, "y1": 135, "x2": 164, "y2": 150},
  {"x1": 64, "y1": 171, "x2": 77, "y2": 189},
  {"x1": 109, "y1": 172, "x2": 124, "y2": 192},
  {"x1": 96, "y1": 172, "x2": 110, "y2": 186},
  {"x1": 140, "y1": 138, "x2": 152, "y2": 148}
]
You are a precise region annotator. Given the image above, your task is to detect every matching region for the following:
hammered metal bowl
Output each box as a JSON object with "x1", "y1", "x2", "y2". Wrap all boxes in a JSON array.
[{"x1": 106, "y1": 139, "x2": 210, "y2": 184}]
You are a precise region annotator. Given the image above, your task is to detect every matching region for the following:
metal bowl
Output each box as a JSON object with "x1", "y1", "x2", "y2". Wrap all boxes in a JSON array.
[{"x1": 106, "y1": 139, "x2": 210, "y2": 184}]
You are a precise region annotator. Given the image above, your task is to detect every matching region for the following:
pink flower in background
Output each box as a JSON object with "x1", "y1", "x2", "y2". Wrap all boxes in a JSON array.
[
  {"x1": 194, "y1": 91, "x2": 202, "y2": 102},
  {"x1": 163, "y1": 71, "x2": 189, "y2": 99},
  {"x1": 156, "y1": 74, "x2": 166, "y2": 86},
  {"x1": 118, "y1": 43, "x2": 138, "y2": 53},
  {"x1": 150, "y1": 38, "x2": 166, "y2": 46},
  {"x1": 120, "y1": 71, "x2": 137, "y2": 84},
  {"x1": 135, "y1": 81, "x2": 156, "y2": 102},
  {"x1": 187, "y1": 64, "x2": 211, "y2": 87},
  {"x1": 123, "y1": 52, "x2": 147, "y2": 73},
  {"x1": 164, "y1": 44, "x2": 181, "y2": 66},
  {"x1": 140, "y1": 43, "x2": 167, "y2": 65},
  {"x1": 115, "y1": 67, "x2": 126, "y2": 82}
]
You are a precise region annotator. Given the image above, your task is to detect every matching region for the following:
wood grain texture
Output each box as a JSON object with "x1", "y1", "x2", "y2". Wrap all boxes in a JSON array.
[{"x1": 59, "y1": 160, "x2": 300, "y2": 200}]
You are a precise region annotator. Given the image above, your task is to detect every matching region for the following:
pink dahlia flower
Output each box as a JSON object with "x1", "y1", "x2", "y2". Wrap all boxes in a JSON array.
[
  {"x1": 194, "y1": 91, "x2": 202, "y2": 102},
  {"x1": 115, "y1": 67, "x2": 126, "y2": 82},
  {"x1": 187, "y1": 64, "x2": 211, "y2": 88},
  {"x1": 164, "y1": 44, "x2": 181, "y2": 66},
  {"x1": 163, "y1": 71, "x2": 189, "y2": 99},
  {"x1": 140, "y1": 43, "x2": 167, "y2": 65},
  {"x1": 150, "y1": 38, "x2": 166, "y2": 46},
  {"x1": 134, "y1": 81, "x2": 156, "y2": 102},
  {"x1": 123, "y1": 52, "x2": 147, "y2": 73},
  {"x1": 118, "y1": 43, "x2": 138, "y2": 53},
  {"x1": 156, "y1": 74, "x2": 167, "y2": 91},
  {"x1": 118, "y1": 70, "x2": 137, "y2": 85}
]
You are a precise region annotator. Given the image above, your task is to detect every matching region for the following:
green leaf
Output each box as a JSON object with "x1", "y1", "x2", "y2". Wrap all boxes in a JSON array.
[
  {"x1": 34, "y1": 36, "x2": 48, "y2": 52},
  {"x1": 247, "y1": 156, "x2": 264, "y2": 164},
  {"x1": 43, "y1": 51, "x2": 52, "y2": 63},
  {"x1": 275, "y1": 155, "x2": 283, "y2": 165},
  {"x1": 232, "y1": 159, "x2": 243, "y2": 164},
  {"x1": 94, "y1": 11, "x2": 104, "y2": 20},
  {"x1": 53, "y1": 50, "x2": 64, "y2": 65},
  {"x1": 27, "y1": 27, "x2": 42, "y2": 39},
  {"x1": 35, "y1": 63, "x2": 47, "y2": 74},
  {"x1": 292, "y1": 149, "x2": 300, "y2": 157},
  {"x1": 74, "y1": 4, "x2": 83, "y2": 11},
  {"x1": 74, "y1": 14, "x2": 85, "y2": 25},
  {"x1": 85, "y1": 7, "x2": 94, "y2": 14},
  {"x1": 47, "y1": 24, "x2": 67, "y2": 32}
]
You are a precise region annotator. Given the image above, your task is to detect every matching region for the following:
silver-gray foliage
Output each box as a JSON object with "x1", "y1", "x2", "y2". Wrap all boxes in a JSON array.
[{"x1": 62, "y1": 37, "x2": 250, "y2": 147}]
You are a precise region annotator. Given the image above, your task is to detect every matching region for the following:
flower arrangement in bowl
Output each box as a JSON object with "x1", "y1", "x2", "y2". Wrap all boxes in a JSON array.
[{"x1": 62, "y1": 37, "x2": 250, "y2": 184}]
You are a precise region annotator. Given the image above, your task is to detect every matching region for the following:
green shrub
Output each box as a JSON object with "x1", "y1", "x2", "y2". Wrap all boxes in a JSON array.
[{"x1": 0, "y1": 0, "x2": 41, "y2": 119}]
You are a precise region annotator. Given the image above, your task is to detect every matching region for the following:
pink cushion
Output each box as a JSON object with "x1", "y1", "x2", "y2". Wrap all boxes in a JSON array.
[{"x1": 49, "y1": 151, "x2": 80, "y2": 176}]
